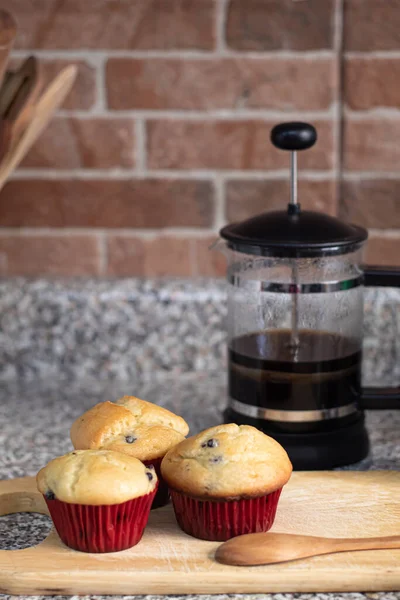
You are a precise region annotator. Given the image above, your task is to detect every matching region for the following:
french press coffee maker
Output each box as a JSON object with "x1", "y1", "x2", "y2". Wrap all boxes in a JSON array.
[{"x1": 219, "y1": 122, "x2": 400, "y2": 470}]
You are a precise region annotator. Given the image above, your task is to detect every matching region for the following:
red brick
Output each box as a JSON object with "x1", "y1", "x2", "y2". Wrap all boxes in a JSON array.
[
  {"x1": 147, "y1": 120, "x2": 333, "y2": 170},
  {"x1": 365, "y1": 236, "x2": 400, "y2": 267},
  {"x1": 226, "y1": 0, "x2": 335, "y2": 51},
  {"x1": 344, "y1": 0, "x2": 400, "y2": 51},
  {"x1": 107, "y1": 235, "x2": 193, "y2": 276},
  {"x1": 193, "y1": 236, "x2": 226, "y2": 277},
  {"x1": 3, "y1": 0, "x2": 215, "y2": 50},
  {"x1": 0, "y1": 234, "x2": 100, "y2": 276},
  {"x1": 21, "y1": 118, "x2": 135, "y2": 169},
  {"x1": 344, "y1": 58, "x2": 400, "y2": 111},
  {"x1": 0, "y1": 179, "x2": 213, "y2": 228},
  {"x1": 226, "y1": 180, "x2": 336, "y2": 222},
  {"x1": 343, "y1": 120, "x2": 400, "y2": 172},
  {"x1": 340, "y1": 180, "x2": 400, "y2": 229},
  {"x1": 107, "y1": 234, "x2": 227, "y2": 277},
  {"x1": 106, "y1": 236, "x2": 146, "y2": 277},
  {"x1": 106, "y1": 57, "x2": 334, "y2": 111}
]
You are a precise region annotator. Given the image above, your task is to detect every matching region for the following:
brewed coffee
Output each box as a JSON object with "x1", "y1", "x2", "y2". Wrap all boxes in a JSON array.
[{"x1": 228, "y1": 329, "x2": 362, "y2": 434}]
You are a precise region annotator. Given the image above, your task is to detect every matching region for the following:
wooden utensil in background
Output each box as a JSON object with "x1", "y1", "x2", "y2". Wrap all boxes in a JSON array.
[
  {"x1": 216, "y1": 531, "x2": 400, "y2": 566},
  {"x1": 0, "y1": 64, "x2": 77, "y2": 190},
  {"x1": 0, "y1": 118, "x2": 11, "y2": 162},
  {"x1": 0, "y1": 10, "x2": 16, "y2": 87},
  {"x1": 0, "y1": 57, "x2": 35, "y2": 116},
  {"x1": 0, "y1": 56, "x2": 44, "y2": 144}
]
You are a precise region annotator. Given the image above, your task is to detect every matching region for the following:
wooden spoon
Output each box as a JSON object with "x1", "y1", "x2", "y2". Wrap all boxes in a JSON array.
[
  {"x1": 215, "y1": 531, "x2": 400, "y2": 566},
  {"x1": 0, "y1": 64, "x2": 77, "y2": 190}
]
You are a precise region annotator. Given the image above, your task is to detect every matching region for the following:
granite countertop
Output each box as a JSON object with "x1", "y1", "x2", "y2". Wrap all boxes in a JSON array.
[
  {"x1": 1, "y1": 278, "x2": 400, "y2": 600},
  {"x1": 1, "y1": 374, "x2": 400, "y2": 600}
]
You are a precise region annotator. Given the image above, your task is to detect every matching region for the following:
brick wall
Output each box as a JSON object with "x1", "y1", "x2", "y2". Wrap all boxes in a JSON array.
[{"x1": 0, "y1": 0, "x2": 399, "y2": 277}]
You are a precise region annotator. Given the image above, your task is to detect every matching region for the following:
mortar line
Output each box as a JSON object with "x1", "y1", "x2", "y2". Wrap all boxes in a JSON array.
[
  {"x1": 343, "y1": 171, "x2": 400, "y2": 180},
  {"x1": 1, "y1": 227, "x2": 399, "y2": 239},
  {"x1": 0, "y1": 228, "x2": 219, "y2": 238},
  {"x1": 93, "y1": 54, "x2": 107, "y2": 113},
  {"x1": 189, "y1": 237, "x2": 198, "y2": 277},
  {"x1": 345, "y1": 51, "x2": 400, "y2": 58},
  {"x1": 213, "y1": 175, "x2": 226, "y2": 230},
  {"x1": 96, "y1": 230, "x2": 107, "y2": 276},
  {"x1": 2, "y1": 227, "x2": 399, "y2": 240},
  {"x1": 368, "y1": 229, "x2": 400, "y2": 239},
  {"x1": 135, "y1": 119, "x2": 146, "y2": 174},
  {"x1": 55, "y1": 108, "x2": 335, "y2": 120},
  {"x1": 344, "y1": 108, "x2": 400, "y2": 119},
  {"x1": 10, "y1": 169, "x2": 336, "y2": 180},
  {"x1": 10, "y1": 49, "x2": 335, "y2": 60}
]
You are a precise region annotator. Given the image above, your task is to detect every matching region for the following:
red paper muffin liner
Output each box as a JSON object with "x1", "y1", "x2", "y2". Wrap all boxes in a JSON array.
[
  {"x1": 44, "y1": 486, "x2": 157, "y2": 553},
  {"x1": 169, "y1": 487, "x2": 282, "y2": 541},
  {"x1": 144, "y1": 457, "x2": 169, "y2": 509}
]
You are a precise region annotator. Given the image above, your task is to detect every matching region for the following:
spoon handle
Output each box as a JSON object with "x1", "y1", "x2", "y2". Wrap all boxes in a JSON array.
[{"x1": 332, "y1": 535, "x2": 400, "y2": 553}]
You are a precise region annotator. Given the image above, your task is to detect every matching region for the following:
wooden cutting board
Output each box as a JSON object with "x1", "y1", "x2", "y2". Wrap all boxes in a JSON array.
[{"x1": 1, "y1": 471, "x2": 399, "y2": 595}]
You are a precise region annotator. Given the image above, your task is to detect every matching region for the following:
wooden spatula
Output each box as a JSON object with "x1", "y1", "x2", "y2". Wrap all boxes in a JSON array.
[
  {"x1": 0, "y1": 56, "x2": 44, "y2": 142},
  {"x1": 0, "y1": 64, "x2": 77, "y2": 190},
  {"x1": 215, "y1": 531, "x2": 400, "y2": 566}
]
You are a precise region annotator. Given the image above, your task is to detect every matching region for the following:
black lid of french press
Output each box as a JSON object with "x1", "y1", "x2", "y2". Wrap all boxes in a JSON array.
[{"x1": 220, "y1": 122, "x2": 368, "y2": 258}]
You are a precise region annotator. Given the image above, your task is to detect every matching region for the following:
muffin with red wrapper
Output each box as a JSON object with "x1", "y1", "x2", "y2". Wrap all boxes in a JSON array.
[
  {"x1": 37, "y1": 449, "x2": 158, "y2": 553},
  {"x1": 161, "y1": 423, "x2": 292, "y2": 541},
  {"x1": 70, "y1": 396, "x2": 189, "y2": 509}
]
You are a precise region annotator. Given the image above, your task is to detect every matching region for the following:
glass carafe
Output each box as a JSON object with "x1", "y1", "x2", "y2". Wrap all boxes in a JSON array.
[{"x1": 225, "y1": 248, "x2": 365, "y2": 432}]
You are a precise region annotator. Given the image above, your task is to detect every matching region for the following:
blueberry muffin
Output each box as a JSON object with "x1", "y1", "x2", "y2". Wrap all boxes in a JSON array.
[
  {"x1": 161, "y1": 424, "x2": 292, "y2": 541},
  {"x1": 70, "y1": 396, "x2": 189, "y2": 508},
  {"x1": 37, "y1": 449, "x2": 158, "y2": 552}
]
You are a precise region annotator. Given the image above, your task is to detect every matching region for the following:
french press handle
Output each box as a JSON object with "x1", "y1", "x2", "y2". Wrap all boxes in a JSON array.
[{"x1": 361, "y1": 266, "x2": 400, "y2": 409}]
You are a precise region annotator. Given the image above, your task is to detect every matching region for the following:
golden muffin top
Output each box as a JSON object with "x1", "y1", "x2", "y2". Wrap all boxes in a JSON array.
[
  {"x1": 161, "y1": 424, "x2": 292, "y2": 500},
  {"x1": 70, "y1": 396, "x2": 189, "y2": 461},
  {"x1": 37, "y1": 449, "x2": 157, "y2": 505}
]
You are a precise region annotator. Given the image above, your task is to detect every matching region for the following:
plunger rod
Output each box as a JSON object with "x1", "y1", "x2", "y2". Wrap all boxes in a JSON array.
[
  {"x1": 290, "y1": 150, "x2": 299, "y2": 354},
  {"x1": 290, "y1": 151, "x2": 298, "y2": 207},
  {"x1": 270, "y1": 123, "x2": 318, "y2": 357}
]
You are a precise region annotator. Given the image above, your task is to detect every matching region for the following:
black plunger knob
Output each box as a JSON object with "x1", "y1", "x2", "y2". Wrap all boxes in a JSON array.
[{"x1": 270, "y1": 122, "x2": 317, "y2": 151}]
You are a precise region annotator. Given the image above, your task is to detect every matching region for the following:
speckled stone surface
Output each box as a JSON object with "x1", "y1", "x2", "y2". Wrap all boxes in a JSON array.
[
  {"x1": 1, "y1": 279, "x2": 399, "y2": 386},
  {"x1": 0, "y1": 279, "x2": 227, "y2": 381},
  {"x1": 0, "y1": 278, "x2": 400, "y2": 600}
]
